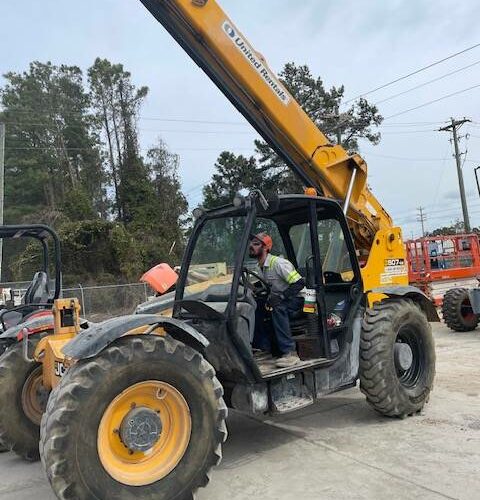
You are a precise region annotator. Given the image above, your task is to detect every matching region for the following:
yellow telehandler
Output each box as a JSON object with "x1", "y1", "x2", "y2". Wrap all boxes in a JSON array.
[{"x1": 39, "y1": 1, "x2": 438, "y2": 498}]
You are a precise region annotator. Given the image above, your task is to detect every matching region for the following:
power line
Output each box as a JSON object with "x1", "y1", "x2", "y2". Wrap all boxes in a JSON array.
[
  {"x1": 383, "y1": 84, "x2": 480, "y2": 120},
  {"x1": 374, "y1": 59, "x2": 480, "y2": 105},
  {"x1": 379, "y1": 121, "x2": 447, "y2": 127},
  {"x1": 380, "y1": 130, "x2": 437, "y2": 135},
  {"x1": 394, "y1": 201, "x2": 480, "y2": 221},
  {"x1": 2, "y1": 121, "x2": 257, "y2": 136},
  {"x1": 364, "y1": 152, "x2": 448, "y2": 162},
  {"x1": 3, "y1": 145, "x2": 256, "y2": 153},
  {"x1": 344, "y1": 42, "x2": 480, "y2": 103},
  {"x1": 431, "y1": 145, "x2": 454, "y2": 211},
  {"x1": 1, "y1": 109, "x2": 249, "y2": 127},
  {"x1": 4, "y1": 119, "x2": 440, "y2": 138}
]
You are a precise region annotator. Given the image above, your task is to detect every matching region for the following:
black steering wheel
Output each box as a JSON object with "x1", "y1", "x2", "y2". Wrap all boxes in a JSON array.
[{"x1": 241, "y1": 268, "x2": 270, "y2": 299}]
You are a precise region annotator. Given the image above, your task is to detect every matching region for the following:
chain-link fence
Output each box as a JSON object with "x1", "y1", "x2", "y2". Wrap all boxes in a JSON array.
[
  {"x1": 63, "y1": 283, "x2": 152, "y2": 322},
  {"x1": 0, "y1": 281, "x2": 154, "y2": 322}
]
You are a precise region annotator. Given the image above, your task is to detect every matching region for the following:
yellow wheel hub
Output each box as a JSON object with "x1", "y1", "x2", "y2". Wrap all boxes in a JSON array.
[{"x1": 98, "y1": 381, "x2": 192, "y2": 486}]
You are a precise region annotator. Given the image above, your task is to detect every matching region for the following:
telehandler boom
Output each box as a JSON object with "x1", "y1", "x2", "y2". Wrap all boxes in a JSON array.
[{"x1": 140, "y1": 0, "x2": 407, "y2": 292}]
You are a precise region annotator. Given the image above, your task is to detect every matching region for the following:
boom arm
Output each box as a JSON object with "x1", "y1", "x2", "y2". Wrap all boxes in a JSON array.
[{"x1": 140, "y1": 0, "x2": 408, "y2": 290}]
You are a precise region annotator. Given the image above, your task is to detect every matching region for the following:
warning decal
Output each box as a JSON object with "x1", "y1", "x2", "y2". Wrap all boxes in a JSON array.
[{"x1": 380, "y1": 258, "x2": 407, "y2": 284}]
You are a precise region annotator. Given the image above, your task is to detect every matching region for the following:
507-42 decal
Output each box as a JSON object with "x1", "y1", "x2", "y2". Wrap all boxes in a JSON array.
[{"x1": 384, "y1": 258, "x2": 405, "y2": 266}]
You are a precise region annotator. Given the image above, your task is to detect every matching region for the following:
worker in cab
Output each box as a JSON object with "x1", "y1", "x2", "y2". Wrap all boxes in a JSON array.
[{"x1": 249, "y1": 233, "x2": 305, "y2": 368}]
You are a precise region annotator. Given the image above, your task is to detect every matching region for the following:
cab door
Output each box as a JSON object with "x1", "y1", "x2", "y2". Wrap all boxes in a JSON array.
[{"x1": 312, "y1": 200, "x2": 363, "y2": 357}]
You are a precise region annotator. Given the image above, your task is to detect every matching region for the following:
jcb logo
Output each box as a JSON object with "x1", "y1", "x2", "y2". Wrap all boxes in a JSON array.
[{"x1": 54, "y1": 361, "x2": 66, "y2": 377}]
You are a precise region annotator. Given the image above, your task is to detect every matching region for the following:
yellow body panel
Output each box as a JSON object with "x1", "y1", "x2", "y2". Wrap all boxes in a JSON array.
[
  {"x1": 361, "y1": 227, "x2": 408, "y2": 305},
  {"x1": 52, "y1": 298, "x2": 81, "y2": 335},
  {"x1": 34, "y1": 333, "x2": 74, "y2": 390},
  {"x1": 361, "y1": 227, "x2": 408, "y2": 290},
  {"x1": 33, "y1": 298, "x2": 82, "y2": 389}
]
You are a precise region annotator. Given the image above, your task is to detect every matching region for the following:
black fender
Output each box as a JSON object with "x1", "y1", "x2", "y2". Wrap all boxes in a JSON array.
[
  {"x1": 369, "y1": 286, "x2": 440, "y2": 322},
  {"x1": 62, "y1": 314, "x2": 209, "y2": 360}
]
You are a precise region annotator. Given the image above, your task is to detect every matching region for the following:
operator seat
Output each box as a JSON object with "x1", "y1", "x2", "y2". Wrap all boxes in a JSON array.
[
  {"x1": 22, "y1": 271, "x2": 50, "y2": 305},
  {"x1": 0, "y1": 272, "x2": 51, "y2": 331}
]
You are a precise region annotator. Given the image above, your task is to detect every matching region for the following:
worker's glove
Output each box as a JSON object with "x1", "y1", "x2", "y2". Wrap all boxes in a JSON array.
[{"x1": 267, "y1": 292, "x2": 284, "y2": 308}]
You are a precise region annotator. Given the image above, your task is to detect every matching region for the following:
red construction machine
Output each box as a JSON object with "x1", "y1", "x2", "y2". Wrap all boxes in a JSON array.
[
  {"x1": 407, "y1": 233, "x2": 480, "y2": 306},
  {"x1": 407, "y1": 233, "x2": 480, "y2": 331}
]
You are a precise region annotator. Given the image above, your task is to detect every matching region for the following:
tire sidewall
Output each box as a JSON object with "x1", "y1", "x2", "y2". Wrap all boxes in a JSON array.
[
  {"x1": 442, "y1": 288, "x2": 479, "y2": 331},
  {"x1": 57, "y1": 338, "x2": 219, "y2": 500},
  {"x1": 0, "y1": 340, "x2": 43, "y2": 457},
  {"x1": 386, "y1": 304, "x2": 435, "y2": 404}
]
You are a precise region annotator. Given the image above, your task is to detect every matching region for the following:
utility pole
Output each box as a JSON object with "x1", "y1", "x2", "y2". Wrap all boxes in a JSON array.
[
  {"x1": 439, "y1": 118, "x2": 471, "y2": 232},
  {"x1": 417, "y1": 207, "x2": 427, "y2": 237},
  {"x1": 0, "y1": 123, "x2": 4, "y2": 282}
]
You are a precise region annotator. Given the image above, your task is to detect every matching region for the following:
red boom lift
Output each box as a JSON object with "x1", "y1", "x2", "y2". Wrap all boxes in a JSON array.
[{"x1": 406, "y1": 233, "x2": 480, "y2": 306}]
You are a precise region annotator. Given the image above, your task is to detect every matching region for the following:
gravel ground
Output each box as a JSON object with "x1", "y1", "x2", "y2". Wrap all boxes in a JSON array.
[{"x1": 0, "y1": 322, "x2": 479, "y2": 500}]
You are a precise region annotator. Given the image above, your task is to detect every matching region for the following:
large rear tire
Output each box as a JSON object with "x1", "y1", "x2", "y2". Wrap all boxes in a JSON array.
[
  {"x1": 441, "y1": 288, "x2": 479, "y2": 332},
  {"x1": 40, "y1": 335, "x2": 227, "y2": 500},
  {"x1": 0, "y1": 341, "x2": 49, "y2": 460},
  {"x1": 360, "y1": 299, "x2": 436, "y2": 418}
]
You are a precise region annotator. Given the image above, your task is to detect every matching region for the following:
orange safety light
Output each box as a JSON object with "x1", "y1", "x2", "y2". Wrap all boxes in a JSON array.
[
  {"x1": 304, "y1": 187, "x2": 317, "y2": 197},
  {"x1": 141, "y1": 263, "x2": 178, "y2": 294}
]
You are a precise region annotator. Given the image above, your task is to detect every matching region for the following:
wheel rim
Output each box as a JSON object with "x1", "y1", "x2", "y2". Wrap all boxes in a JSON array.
[
  {"x1": 21, "y1": 366, "x2": 49, "y2": 425},
  {"x1": 98, "y1": 380, "x2": 192, "y2": 486},
  {"x1": 460, "y1": 298, "x2": 476, "y2": 322},
  {"x1": 395, "y1": 327, "x2": 425, "y2": 388}
]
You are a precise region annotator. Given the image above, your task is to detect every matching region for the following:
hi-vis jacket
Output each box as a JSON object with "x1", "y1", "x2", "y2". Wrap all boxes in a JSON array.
[{"x1": 258, "y1": 254, "x2": 302, "y2": 295}]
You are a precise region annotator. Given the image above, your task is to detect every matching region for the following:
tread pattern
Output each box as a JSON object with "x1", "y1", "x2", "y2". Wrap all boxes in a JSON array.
[
  {"x1": 0, "y1": 341, "x2": 42, "y2": 461},
  {"x1": 441, "y1": 288, "x2": 479, "y2": 332},
  {"x1": 40, "y1": 335, "x2": 227, "y2": 500},
  {"x1": 360, "y1": 298, "x2": 435, "y2": 418}
]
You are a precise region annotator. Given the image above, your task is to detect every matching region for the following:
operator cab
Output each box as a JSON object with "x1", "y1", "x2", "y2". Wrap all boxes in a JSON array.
[{"x1": 173, "y1": 193, "x2": 363, "y2": 383}]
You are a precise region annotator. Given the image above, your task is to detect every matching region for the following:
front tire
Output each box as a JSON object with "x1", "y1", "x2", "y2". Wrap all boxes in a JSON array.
[
  {"x1": 360, "y1": 299, "x2": 436, "y2": 417},
  {"x1": 40, "y1": 335, "x2": 227, "y2": 500},
  {"x1": 0, "y1": 341, "x2": 49, "y2": 460},
  {"x1": 442, "y1": 288, "x2": 479, "y2": 332}
]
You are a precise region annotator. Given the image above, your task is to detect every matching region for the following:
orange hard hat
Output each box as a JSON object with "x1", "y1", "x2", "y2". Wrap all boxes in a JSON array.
[{"x1": 252, "y1": 232, "x2": 273, "y2": 251}]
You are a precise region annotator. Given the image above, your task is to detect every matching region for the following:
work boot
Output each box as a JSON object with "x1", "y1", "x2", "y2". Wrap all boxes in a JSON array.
[{"x1": 276, "y1": 351, "x2": 301, "y2": 368}]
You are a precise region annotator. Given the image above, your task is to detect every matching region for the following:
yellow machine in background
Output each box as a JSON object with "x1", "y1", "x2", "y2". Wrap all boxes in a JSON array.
[{"x1": 34, "y1": 298, "x2": 82, "y2": 390}]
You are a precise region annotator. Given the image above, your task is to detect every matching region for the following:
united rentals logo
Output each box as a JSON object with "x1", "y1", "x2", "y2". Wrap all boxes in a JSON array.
[{"x1": 222, "y1": 21, "x2": 291, "y2": 106}]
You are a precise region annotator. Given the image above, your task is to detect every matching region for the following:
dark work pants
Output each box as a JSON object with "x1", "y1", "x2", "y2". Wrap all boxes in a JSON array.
[{"x1": 253, "y1": 296, "x2": 304, "y2": 355}]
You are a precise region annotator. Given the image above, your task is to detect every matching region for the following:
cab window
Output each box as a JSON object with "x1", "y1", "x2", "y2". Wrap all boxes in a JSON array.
[{"x1": 319, "y1": 219, "x2": 354, "y2": 283}]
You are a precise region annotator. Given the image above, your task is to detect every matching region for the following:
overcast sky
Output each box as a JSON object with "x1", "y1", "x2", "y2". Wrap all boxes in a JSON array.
[{"x1": 2, "y1": 0, "x2": 480, "y2": 238}]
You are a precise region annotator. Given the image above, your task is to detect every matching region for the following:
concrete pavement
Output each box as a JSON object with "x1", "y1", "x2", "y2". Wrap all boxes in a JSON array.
[{"x1": 1, "y1": 323, "x2": 479, "y2": 500}]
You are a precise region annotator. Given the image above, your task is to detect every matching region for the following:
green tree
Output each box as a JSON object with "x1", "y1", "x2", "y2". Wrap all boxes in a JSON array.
[
  {"x1": 254, "y1": 62, "x2": 383, "y2": 194},
  {"x1": 1, "y1": 61, "x2": 105, "y2": 223},
  {"x1": 426, "y1": 220, "x2": 477, "y2": 237},
  {"x1": 203, "y1": 63, "x2": 383, "y2": 208},
  {"x1": 203, "y1": 152, "x2": 265, "y2": 208},
  {"x1": 133, "y1": 140, "x2": 189, "y2": 267},
  {"x1": 88, "y1": 58, "x2": 149, "y2": 223}
]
